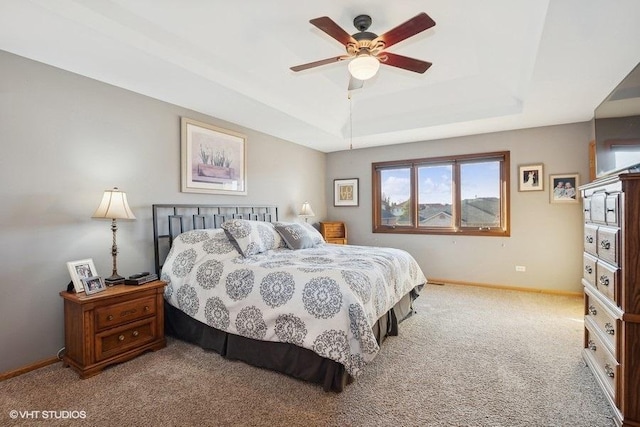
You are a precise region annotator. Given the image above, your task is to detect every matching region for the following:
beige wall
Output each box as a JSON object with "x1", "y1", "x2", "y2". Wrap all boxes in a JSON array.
[
  {"x1": 0, "y1": 50, "x2": 326, "y2": 373},
  {"x1": 326, "y1": 123, "x2": 591, "y2": 293}
]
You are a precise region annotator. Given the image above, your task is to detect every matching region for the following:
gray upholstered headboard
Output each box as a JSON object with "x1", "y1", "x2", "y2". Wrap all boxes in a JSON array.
[{"x1": 152, "y1": 204, "x2": 278, "y2": 275}]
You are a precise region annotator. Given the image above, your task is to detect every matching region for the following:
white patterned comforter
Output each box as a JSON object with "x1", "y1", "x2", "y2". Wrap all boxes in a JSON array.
[{"x1": 161, "y1": 228, "x2": 426, "y2": 376}]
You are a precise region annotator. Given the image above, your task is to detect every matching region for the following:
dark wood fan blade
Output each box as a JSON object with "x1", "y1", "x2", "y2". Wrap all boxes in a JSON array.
[
  {"x1": 310, "y1": 16, "x2": 357, "y2": 46},
  {"x1": 348, "y1": 77, "x2": 364, "y2": 91},
  {"x1": 379, "y1": 52, "x2": 432, "y2": 73},
  {"x1": 290, "y1": 56, "x2": 347, "y2": 72},
  {"x1": 373, "y1": 13, "x2": 435, "y2": 49}
]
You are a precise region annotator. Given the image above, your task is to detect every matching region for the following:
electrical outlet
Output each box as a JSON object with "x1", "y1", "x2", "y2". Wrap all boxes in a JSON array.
[{"x1": 515, "y1": 265, "x2": 526, "y2": 272}]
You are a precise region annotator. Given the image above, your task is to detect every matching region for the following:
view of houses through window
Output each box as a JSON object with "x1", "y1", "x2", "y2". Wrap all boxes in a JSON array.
[{"x1": 373, "y1": 151, "x2": 510, "y2": 236}]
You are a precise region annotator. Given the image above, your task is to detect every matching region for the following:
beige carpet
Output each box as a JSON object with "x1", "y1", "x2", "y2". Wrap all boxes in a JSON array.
[{"x1": 0, "y1": 284, "x2": 614, "y2": 426}]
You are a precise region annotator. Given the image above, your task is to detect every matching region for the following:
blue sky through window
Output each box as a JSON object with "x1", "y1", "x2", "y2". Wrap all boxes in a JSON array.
[{"x1": 381, "y1": 161, "x2": 500, "y2": 205}]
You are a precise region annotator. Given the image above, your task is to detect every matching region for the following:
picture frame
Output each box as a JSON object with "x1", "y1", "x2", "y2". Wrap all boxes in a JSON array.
[
  {"x1": 66, "y1": 259, "x2": 98, "y2": 293},
  {"x1": 334, "y1": 178, "x2": 359, "y2": 207},
  {"x1": 181, "y1": 117, "x2": 247, "y2": 195},
  {"x1": 82, "y1": 276, "x2": 106, "y2": 295},
  {"x1": 549, "y1": 174, "x2": 580, "y2": 203},
  {"x1": 518, "y1": 164, "x2": 544, "y2": 192}
]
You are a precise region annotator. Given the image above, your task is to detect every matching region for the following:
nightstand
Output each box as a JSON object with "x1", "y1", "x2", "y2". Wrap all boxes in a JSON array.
[
  {"x1": 320, "y1": 221, "x2": 347, "y2": 244},
  {"x1": 59, "y1": 280, "x2": 166, "y2": 378}
]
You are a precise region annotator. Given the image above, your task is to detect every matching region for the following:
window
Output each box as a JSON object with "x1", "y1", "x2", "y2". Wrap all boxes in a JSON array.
[{"x1": 372, "y1": 151, "x2": 510, "y2": 236}]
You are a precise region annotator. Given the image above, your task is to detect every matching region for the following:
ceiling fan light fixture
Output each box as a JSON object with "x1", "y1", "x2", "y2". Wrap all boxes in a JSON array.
[{"x1": 348, "y1": 54, "x2": 380, "y2": 80}]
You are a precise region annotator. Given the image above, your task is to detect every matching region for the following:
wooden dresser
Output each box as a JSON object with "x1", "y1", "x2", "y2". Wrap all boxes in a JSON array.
[
  {"x1": 60, "y1": 280, "x2": 166, "y2": 378},
  {"x1": 320, "y1": 221, "x2": 347, "y2": 244},
  {"x1": 580, "y1": 172, "x2": 640, "y2": 427}
]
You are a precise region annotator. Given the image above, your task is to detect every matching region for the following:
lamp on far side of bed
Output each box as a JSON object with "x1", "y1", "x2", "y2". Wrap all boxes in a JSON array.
[
  {"x1": 299, "y1": 201, "x2": 315, "y2": 222},
  {"x1": 92, "y1": 187, "x2": 136, "y2": 286}
]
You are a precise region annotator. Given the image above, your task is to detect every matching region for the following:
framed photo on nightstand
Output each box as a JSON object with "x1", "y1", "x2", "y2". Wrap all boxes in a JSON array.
[
  {"x1": 82, "y1": 276, "x2": 106, "y2": 295},
  {"x1": 67, "y1": 258, "x2": 98, "y2": 293}
]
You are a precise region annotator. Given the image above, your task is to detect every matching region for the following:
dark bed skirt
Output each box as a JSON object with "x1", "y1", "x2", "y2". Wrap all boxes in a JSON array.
[{"x1": 164, "y1": 286, "x2": 421, "y2": 392}]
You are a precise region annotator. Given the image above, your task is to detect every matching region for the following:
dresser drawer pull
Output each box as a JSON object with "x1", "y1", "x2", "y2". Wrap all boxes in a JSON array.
[
  {"x1": 144, "y1": 306, "x2": 150, "y2": 312},
  {"x1": 584, "y1": 265, "x2": 593, "y2": 274},
  {"x1": 588, "y1": 340, "x2": 597, "y2": 351},
  {"x1": 585, "y1": 236, "x2": 594, "y2": 244},
  {"x1": 599, "y1": 276, "x2": 610, "y2": 287},
  {"x1": 588, "y1": 305, "x2": 597, "y2": 315},
  {"x1": 604, "y1": 364, "x2": 615, "y2": 378},
  {"x1": 107, "y1": 315, "x2": 114, "y2": 321},
  {"x1": 606, "y1": 208, "x2": 615, "y2": 213},
  {"x1": 600, "y1": 240, "x2": 611, "y2": 250},
  {"x1": 118, "y1": 335, "x2": 125, "y2": 342},
  {"x1": 132, "y1": 330, "x2": 139, "y2": 337},
  {"x1": 605, "y1": 323, "x2": 615, "y2": 335}
]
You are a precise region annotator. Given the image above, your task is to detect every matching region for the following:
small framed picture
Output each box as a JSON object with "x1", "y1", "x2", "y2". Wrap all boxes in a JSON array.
[
  {"x1": 67, "y1": 259, "x2": 98, "y2": 293},
  {"x1": 334, "y1": 178, "x2": 359, "y2": 207},
  {"x1": 550, "y1": 174, "x2": 580, "y2": 203},
  {"x1": 518, "y1": 164, "x2": 544, "y2": 192},
  {"x1": 82, "y1": 276, "x2": 106, "y2": 295}
]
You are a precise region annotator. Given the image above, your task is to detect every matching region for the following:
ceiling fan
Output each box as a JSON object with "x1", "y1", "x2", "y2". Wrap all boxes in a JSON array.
[{"x1": 290, "y1": 12, "x2": 436, "y2": 89}]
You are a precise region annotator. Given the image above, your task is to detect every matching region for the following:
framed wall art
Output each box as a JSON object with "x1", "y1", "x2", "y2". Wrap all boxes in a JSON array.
[
  {"x1": 334, "y1": 178, "x2": 359, "y2": 207},
  {"x1": 67, "y1": 258, "x2": 98, "y2": 293},
  {"x1": 549, "y1": 174, "x2": 580, "y2": 203},
  {"x1": 181, "y1": 117, "x2": 247, "y2": 195},
  {"x1": 518, "y1": 164, "x2": 544, "y2": 192}
]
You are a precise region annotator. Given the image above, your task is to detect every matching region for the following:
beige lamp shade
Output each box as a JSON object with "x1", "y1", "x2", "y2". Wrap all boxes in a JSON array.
[
  {"x1": 299, "y1": 201, "x2": 315, "y2": 219},
  {"x1": 92, "y1": 187, "x2": 136, "y2": 220}
]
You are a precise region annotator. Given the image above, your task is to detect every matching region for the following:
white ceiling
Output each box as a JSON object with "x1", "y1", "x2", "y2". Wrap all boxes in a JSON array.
[{"x1": 1, "y1": 0, "x2": 639, "y2": 153}]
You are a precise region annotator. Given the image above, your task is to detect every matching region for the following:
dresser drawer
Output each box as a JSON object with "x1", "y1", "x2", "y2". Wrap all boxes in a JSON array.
[
  {"x1": 605, "y1": 194, "x2": 620, "y2": 226},
  {"x1": 595, "y1": 261, "x2": 619, "y2": 305},
  {"x1": 584, "y1": 224, "x2": 598, "y2": 256},
  {"x1": 585, "y1": 291, "x2": 618, "y2": 356},
  {"x1": 583, "y1": 253, "x2": 598, "y2": 288},
  {"x1": 583, "y1": 197, "x2": 592, "y2": 222},
  {"x1": 95, "y1": 318, "x2": 156, "y2": 361},
  {"x1": 585, "y1": 323, "x2": 618, "y2": 401},
  {"x1": 95, "y1": 296, "x2": 156, "y2": 331},
  {"x1": 589, "y1": 192, "x2": 606, "y2": 224},
  {"x1": 597, "y1": 226, "x2": 619, "y2": 266}
]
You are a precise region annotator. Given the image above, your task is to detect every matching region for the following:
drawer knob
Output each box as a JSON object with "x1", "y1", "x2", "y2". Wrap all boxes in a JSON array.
[
  {"x1": 605, "y1": 323, "x2": 615, "y2": 335},
  {"x1": 132, "y1": 330, "x2": 139, "y2": 337},
  {"x1": 584, "y1": 265, "x2": 593, "y2": 274},
  {"x1": 600, "y1": 240, "x2": 611, "y2": 250},
  {"x1": 107, "y1": 315, "x2": 114, "y2": 321},
  {"x1": 604, "y1": 364, "x2": 615, "y2": 378},
  {"x1": 588, "y1": 340, "x2": 597, "y2": 351},
  {"x1": 588, "y1": 305, "x2": 597, "y2": 315},
  {"x1": 144, "y1": 306, "x2": 150, "y2": 312},
  {"x1": 585, "y1": 236, "x2": 594, "y2": 244},
  {"x1": 599, "y1": 276, "x2": 610, "y2": 287},
  {"x1": 118, "y1": 335, "x2": 125, "y2": 342}
]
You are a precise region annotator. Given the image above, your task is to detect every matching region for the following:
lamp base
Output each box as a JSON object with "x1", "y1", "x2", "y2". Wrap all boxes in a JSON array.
[{"x1": 104, "y1": 274, "x2": 125, "y2": 286}]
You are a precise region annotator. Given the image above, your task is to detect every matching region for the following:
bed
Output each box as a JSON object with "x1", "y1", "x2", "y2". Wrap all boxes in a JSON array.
[{"x1": 153, "y1": 204, "x2": 426, "y2": 392}]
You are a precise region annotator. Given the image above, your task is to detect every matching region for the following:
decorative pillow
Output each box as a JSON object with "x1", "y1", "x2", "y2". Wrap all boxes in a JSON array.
[
  {"x1": 221, "y1": 219, "x2": 283, "y2": 257},
  {"x1": 301, "y1": 222, "x2": 325, "y2": 246},
  {"x1": 274, "y1": 222, "x2": 318, "y2": 250}
]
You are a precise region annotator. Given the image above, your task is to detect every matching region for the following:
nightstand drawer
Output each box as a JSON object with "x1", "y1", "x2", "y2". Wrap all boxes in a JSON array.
[
  {"x1": 95, "y1": 296, "x2": 156, "y2": 330},
  {"x1": 95, "y1": 318, "x2": 156, "y2": 361}
]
